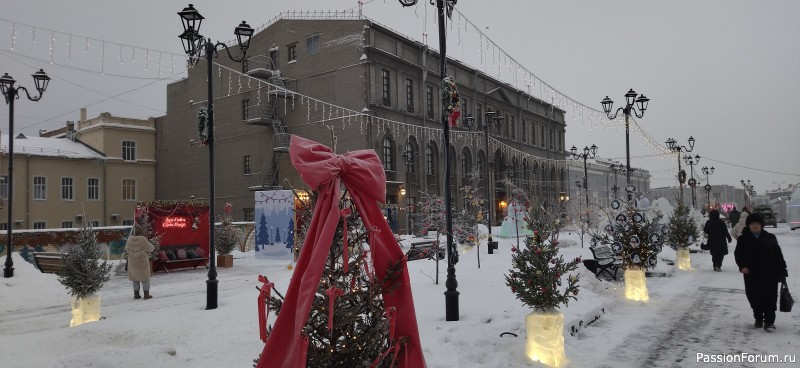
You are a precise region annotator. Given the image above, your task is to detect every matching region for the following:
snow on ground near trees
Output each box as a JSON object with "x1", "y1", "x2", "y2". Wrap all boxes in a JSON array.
[{"x1": 2, "y1": 225, "x2": 799, "y2": 368}]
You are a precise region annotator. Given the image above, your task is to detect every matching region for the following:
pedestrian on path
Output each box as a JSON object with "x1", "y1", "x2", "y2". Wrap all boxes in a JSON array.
[
  {"x1": 728, "y1": 206, "x2": 740, "y2": 228},
  {"x1": 733, "y1": 213, "x2": 788, "y2": 331},
  {"x1": 731, "y1": 206, "x2": 750, "y2": 238},
  {"x1": 124, "y1": 225, "x2": 155, "y2": 300},
  {"x1": 704, "y1": 209, "x2": 732, "y2": 271}
]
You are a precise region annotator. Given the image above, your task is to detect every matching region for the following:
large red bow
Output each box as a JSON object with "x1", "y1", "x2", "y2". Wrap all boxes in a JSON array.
[{"x1": 257, "y1": 135, "x2": 425, "y2": 368}]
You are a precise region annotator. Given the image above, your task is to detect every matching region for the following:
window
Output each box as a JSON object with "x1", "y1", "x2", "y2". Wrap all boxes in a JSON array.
[
  {"x1": 122, "y1": 220, "x2": 134, "y2": 226},
  {"x1": 461, "y1": 149, "x2": 471, "y2": 179},
  {"x1": 404, "y1": 141, "x2": 416, "y2": 174},
  {"x1": 242, "y1": 99, "x2": 250, "y2": 121},
  {"x1": 476, "y1": 103, "x2": 482, "y2": 126},
  {"x1": 532, "y1": 123, "x2": 537, "y2": 145},
  {"x1": 550, "y1": 128, "x2": 555, "y2": 150},
  {"x1": 122, "y1": 141, "x2": 136, "y2": 161},
  {"x1": 287, "y1": 43, "x2": 297, "y2": 62},
  {"x1": 426, "y1": 143, "x2": 436, "y2": 176},
  {"x1": 382, "y1": 137, "x2": 394, "y2": 171},
  {"x1": 61, "y1": 177, "x2": 74, "y2": 200},
  {"x1": 382, "y1": 69, "x2": 391, "y2": 106},
  {"x1": 0, "y1": 175, "x2": 7, "y2": 199},
  {"x1": 426, "y1": 86, "x2": 435, "y2": 118},
  {"x1": 33, "y1": 176, "x2": 46, "y2": 200},
  {"x1": 88, "y1": 178, "x2": 99, "y2": 201},
  {"x1": 405, "y1": 78, "x2": 414, "y2": 112},
  {"x1": 244, "y1": 155, "x2": 252, "y2": 175},
  {"x1": 89, "y1": 220, "x2": 100, "y2": 228},
  {"x1": 33, "y1": 222, "x2": 46, "y2": 230},
  {"x1": 510, "y1": 116, "x2": 516, "y2": 140},
  {"x1": 522, "y1": 119, "x2": 527, "y2": 142},
  {"x1": 122, "y1": 179, "x2": 137, "y2": 201},
  {"x1": 306, "y1": 34, "x2": 320, "y2": 55},
  {"x1": 461, "y1": 98, "x2": 470, "y2": 123},
  {"x1": 0, "y1": 223, "x2": 7, "y2": 231},
  {"x1": 61, "y1": 221, "x2": 73, "y2": 228},
  {"x1": 540, "y1": 126, "x2": 545, "y2": 146},
  {"x1": 244, "y1": 208, "x2": 254, "y2": 222},
  {"x1": 269, "y1": 49, "x2": 279, "y2": 69}
]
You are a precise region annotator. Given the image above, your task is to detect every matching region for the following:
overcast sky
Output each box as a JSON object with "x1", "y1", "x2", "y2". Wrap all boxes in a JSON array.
[{"x1": 2, "y1": 0, "x2": 798, "y2": 195}]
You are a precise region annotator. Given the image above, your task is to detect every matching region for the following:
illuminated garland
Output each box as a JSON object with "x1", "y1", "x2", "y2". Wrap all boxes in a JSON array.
[{"x1": 197, "y1": 107, "x2": 209, "y2": 145}]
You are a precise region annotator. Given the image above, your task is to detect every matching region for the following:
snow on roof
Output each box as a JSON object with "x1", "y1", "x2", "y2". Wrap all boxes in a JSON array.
[{"x1": 0, "y1": 134, "x2": 104, "y2": 159}]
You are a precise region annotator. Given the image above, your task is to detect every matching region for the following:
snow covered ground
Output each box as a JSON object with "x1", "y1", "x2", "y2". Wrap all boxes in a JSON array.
[{"x1": 2, "y1": 224, "x2": 798, "y2": 368}]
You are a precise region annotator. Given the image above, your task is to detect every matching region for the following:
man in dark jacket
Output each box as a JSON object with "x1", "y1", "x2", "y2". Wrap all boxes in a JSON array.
[
  {"x1": 734, "y1": 213, "x2": 788, "y2": 331},
  {"x1": 704, "y1": 209, "x2": 732, "y2": 271},
  {"x1": 728, "y1": 206, "x2": 740, "y2": 228}
]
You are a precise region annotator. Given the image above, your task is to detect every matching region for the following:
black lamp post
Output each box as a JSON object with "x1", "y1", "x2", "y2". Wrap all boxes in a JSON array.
[
  {"x1": 609, "y1": 162, "x2": 624, "y2": 199},
  {"x1": 601, "y1": 89, "x2": 649, "y2": 200},
  {"x1": 399, "y1": 0, "x2": 460, "y2": 321},
  {"x1": 570, "y1": 144, "x2": 597, "y2": 207},
  {"x1": 665, "y1": 136, "x2": 695, "y2": 204},
  {"x1": 740, "y1": 179, "x2": 755, "y2": 209},
  {"x1": 177, "y1": 4, "x2": 253, "y2": 310},
  {"x1": 463, "y1": 110, "x2": 502, "y2": 255},
  {"x1": 401, "y1": 148, "x2": 416, "y2": 234},
  {"x1": 702, "y1": 166, "x2": 714, "y2": 210},
  {"x1": 683, "y1": 154, "x2": 700, "y2": 209},
  {"x1": 1, "y1": 69, "x2": 50, "y2": 278}
]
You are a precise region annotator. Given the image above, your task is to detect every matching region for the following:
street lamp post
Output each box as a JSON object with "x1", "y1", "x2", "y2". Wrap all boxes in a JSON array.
[
  {"x1": 463, "y1": 110, "x2": 503, "y2": 255},
  {"x1": 601, "y1": 89, "x2": 649, "y2": 200},
  {"x1": 609, "y1": 163, "x2": 624, "y2": 199},
  {"x1": 683, "y1": 154, "x2": 700, "y2": 209},
  {"x1": 177, "y1": 4, "x2": 253, "y2": 310},
  {"x1": 665, "y1": 136, "x2": 695, "y2": 204},
  {"x1": 570, "y1": 144, "x2": 598, "y2": 207},
  {"x1": 401, "y1": 149, "x2": 416, "y2": 234},
  {"x1": 740, "y1": 179, "x2": 755, "y2": 209},
  {"x1": 1, "y1": 69, "x2": 50, "y2": 278},
  {"x1": 701, "y1": 166, "x2": 714, "y2": 210},
  {"x1": 400, "y1": 0, "x2": 460, "y2": 321}
]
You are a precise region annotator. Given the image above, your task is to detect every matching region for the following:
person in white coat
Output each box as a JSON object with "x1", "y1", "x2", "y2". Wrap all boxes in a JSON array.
[
  {"x1": 125, "y1": 225, "x2": 155, "y2": 299},
  {"x1": 731, "y1": 207, "x2": 751, "y2": 239}
]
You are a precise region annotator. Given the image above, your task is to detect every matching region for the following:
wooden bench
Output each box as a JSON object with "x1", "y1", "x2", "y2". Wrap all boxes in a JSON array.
[
  {"x1": 405, "y1": 240, "x2": 445, "y2": 261},
  {"x1": 582, "y1": 245, "x2": 622, "y2": 280},
  {"x1": 153, "y1": 244, "x2": 209, "y2": 274},
  {"x1": 33, "y1": 252, "x2": 66, "y2": 275}
]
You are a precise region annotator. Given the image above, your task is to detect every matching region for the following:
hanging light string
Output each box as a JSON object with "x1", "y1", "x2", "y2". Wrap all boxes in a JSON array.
[{"x1": 0, "y1": 18, "x2": 187, "y2": 80}]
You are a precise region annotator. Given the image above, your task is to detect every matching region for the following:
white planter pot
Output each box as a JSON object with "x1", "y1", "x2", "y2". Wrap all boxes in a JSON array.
[
  {"x1": 70, "y1": 294, "x2": 102, "y2": 327},
  {"x1": 676, "y1": 248, "x2": 692, "y2": 271},
  {"x1": 525, "y1": 310, "x2": 566, "y2": 367},
  {"x1": 624, "y1": 268, "x2": 649, "y2": 302}
]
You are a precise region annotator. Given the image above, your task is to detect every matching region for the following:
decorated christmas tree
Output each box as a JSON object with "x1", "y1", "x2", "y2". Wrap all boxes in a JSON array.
[
  {"x1": 58, "y1": 222, "x2": 112, "y2": 299},
  {"x1": 506, "y1": 199, "x2": 579, "y2": 311},
  {"x1": 665, "y1": 201, "x2": 700, "y2": 250},
  {"x1": 256, "y1": 197, "x2": 407, "y2": 367},
  {"x1": 215, "y1": 202, "x2": 238, "y2": 255},
  {"x1": 418, "y1": 192, "x2": 445, "y2": 239},
  {"x1": 453, "y1": 169, "x2": 484, "y2": 255},
  {"x1": 591, "y1": 194, "x2": 664, "y2": 270}
]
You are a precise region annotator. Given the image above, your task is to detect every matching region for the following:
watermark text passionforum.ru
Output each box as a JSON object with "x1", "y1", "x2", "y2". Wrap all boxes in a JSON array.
[{"x1": 697, "y1": 352, "x2": 796, "y2": 364}]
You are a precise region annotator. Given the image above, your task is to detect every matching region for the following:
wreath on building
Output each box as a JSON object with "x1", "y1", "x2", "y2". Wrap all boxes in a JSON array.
[
  {"x1": 197, "y1": 107, "x2": 209, "y2": 145},
  {"x1": 440, "y1": 76, "x2": 461, "y2": 126}
]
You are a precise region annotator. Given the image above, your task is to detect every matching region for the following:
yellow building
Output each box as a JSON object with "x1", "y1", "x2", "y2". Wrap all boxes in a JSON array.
[{"x1": 1, "y1": 110, "x2": 155, "y2": 229}]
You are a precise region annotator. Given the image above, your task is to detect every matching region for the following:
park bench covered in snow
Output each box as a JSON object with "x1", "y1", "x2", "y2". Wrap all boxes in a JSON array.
[
  {"x1": 33, "y1": 252, "x2": 66, "y2": 275},
  {"x1": 582, "y1": 245, "x2": 622, "y2": 280},
  {"x1": 405, "y1": 240, "x2": 445, "y2": 261}
]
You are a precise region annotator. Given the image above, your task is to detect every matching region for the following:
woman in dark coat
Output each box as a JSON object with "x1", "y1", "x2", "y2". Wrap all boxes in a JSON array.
[
  {"x1": 704, "y1": 209, "x2": 732, "y2": 271},
  {"x1": 734, "y1": 213, "x2": 788, "y2": 331}
]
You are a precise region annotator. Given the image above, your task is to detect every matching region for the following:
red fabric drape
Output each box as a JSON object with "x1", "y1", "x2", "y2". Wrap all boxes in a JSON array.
[{"x1": 257, "y1": 135, "x2": 425, "y2": 368}]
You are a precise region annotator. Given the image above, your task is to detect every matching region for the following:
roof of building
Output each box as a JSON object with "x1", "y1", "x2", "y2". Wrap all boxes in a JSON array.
[{"x1": 0, "y1": 133, "x2": 105, "y2": 159}]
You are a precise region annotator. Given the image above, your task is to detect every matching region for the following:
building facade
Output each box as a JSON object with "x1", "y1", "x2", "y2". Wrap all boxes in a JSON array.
[
  {"x1": 156, "y1": 15, "x2": 572, "y2": 233},
  {"x1": 0, "y1": 110, "x2": 156, "y2": 229}
]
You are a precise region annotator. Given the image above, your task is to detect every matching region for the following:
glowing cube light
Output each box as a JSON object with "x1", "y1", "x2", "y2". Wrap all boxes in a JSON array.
[
  {"x1": 676, "y1": 248, "x2": 692, "y2": 271},
  {"x1": 70, "y1": 294, "x2": 102, "y2": 327},
  {"x1": 624, "y1": 268, "x2": 649, "y2": 302},
  {"x1": 525, "y1": 311, "x2": 567, "y2": 367}
]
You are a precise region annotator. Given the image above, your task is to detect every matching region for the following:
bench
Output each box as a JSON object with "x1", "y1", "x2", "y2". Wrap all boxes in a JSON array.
[
  {"x1": 153, "y1": 244, "x2": 209, "y2": 274},
  {"x1": 405, "y1": 240, "x2": 445, "y2": 261},
  {"x1": 33, "y1": 252, "x2": 67, "y2": 274},
  {"x1": 582, "y1": 245, "x2": 622, "y2": 280}
]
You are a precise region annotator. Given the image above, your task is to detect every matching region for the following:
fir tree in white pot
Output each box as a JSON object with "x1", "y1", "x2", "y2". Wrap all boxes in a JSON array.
[
  {"x1": 506, "y1": 199, "x2": 579, "y2": 368},
  {"x1": 666, "y1": 201, "x2": 700, "y2": 270},
  {"x1": 58, "y1": 222, "x2": 111, "y2": 327},
  {"x1": 215, "y1": 202, "x2": 238, "y2": 268}
]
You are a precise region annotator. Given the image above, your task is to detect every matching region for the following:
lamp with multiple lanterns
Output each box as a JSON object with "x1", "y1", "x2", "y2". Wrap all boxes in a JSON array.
[
  {"x1": 601, "y1": 89, "x2": 649, "y2": 199},
  {"x1": 701, "y1": 166, "x2": 714, "y2": 210},
  {"x1": 683, "y1": 154, "x2": 701, "y2": 209},
  {"x1": 665, "y1": 136, "x2": 696, "y2": 203}
]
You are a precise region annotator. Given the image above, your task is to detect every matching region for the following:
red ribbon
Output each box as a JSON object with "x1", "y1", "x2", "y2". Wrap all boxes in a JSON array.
[
  {"x1": 257, "y1": 275, "x2": 275, "y2": 343},
  {"x1": 325, "y1": 286, "x2": 344, "y2": 332},
  {"x1": 386, "y1": 307, "x2": 397, "y2": 342},
  {"x1": 300, "y1": 334, "x2": 309, "y2": 368},
  {"x1": 340, "y1": 207, "x2": 352, "y2": 273}
]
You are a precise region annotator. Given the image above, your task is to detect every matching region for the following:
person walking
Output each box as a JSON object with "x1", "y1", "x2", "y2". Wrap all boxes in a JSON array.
[
  {"x1": 704, "y1": 209, "x2": 732, "y2": 271},
  {"x1": 731, "y1": 206, "x2": 750, "y2": 238},
  {"x1": 734, "y1": 213, "x2": 788, "y2": 331},
  {"x1": 728, "y1": 206, "x2": 741, "y2": 228},
  {"x1": 124, "y1": 225, "x2": 155, "y2": 300}
]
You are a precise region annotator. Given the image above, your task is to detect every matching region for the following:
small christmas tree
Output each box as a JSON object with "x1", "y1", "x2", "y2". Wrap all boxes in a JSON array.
[
  {"x1": 286, "y1": 218, "x2": 295, "y2": 249},
  {"x1": 592, "y1": 194, "x2": 664, "y2": 270},
  {"x1": 453, "y1": 169, "x2": 484, "y2": 253},
  {"x1": 665, "y1": 201, "x2": 700, "y2": 250},
  {"x1": 256, "y1": 212, "x2": 270, "y2": 250},
  {"x1": 256, "y1": 197, "x2": 407, "y2": 367},
  {"x1": 506, "y1": 197, "x2": 579, "y2": 311},
  {"x1": 58, "y1": 222, "x2": 112, "y2": 299},
  {"x1": 418, "y1": 192, "x2": 445, "y2": 239},
  {"x1": 216, "y1": 202, "x2": 238, "y2": 255}
]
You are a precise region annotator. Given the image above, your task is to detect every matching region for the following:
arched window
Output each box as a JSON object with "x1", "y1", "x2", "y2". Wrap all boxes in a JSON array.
[
  {"x1": 382, "y1": 136, "x2": 394, "y2": 171},
  {"x1": 426, "y1": 142, "x2": 437, "y2": 176},
  {"x1": 404, "y1": 139, "x2": 417, "y2": 174},
  {"x1": 461, "y1": 147, "x2": 472, "y2": 180}
]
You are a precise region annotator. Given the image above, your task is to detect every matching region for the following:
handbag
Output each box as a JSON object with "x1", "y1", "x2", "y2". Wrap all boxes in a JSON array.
[
  {"x1": 700, "y1": 235, "x2": 710, "y2": 251},
  {"x1": 780, "y1": 282, "x2": 794, "y2": 313}
]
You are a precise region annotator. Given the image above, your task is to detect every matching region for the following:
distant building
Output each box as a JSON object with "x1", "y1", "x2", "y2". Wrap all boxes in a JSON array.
[{"x1": 1, "y1": 109, "x2": 155, "y2": 229}]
